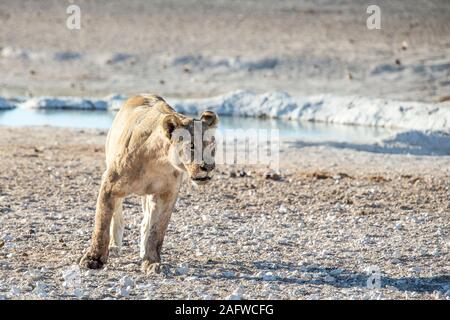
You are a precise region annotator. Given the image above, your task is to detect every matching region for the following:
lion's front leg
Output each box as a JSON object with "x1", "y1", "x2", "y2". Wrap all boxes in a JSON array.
[
  {"x1": 140, "y1": 192, "x2": 178, "y2": 274},
  {"x1": 80, "y1": 178, "x2": 121, "y2": 269}
]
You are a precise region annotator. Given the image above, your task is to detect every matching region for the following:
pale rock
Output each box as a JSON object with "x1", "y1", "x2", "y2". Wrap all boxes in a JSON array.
[
  {"x1": 432, "y1": 248, "x2": 441, "y2": 257},
  {"x1": 62, "y1": 265, "x2": 82, "y2": 288},
  {"x1": 116, "y1": 287, "x2": 129, "y2": 298},
  {"x1": 226, "y1": 286, "x2": 245, "y2": 300},
  {"x1": 278, "y1": 205, "x2": 288, "y2": 214},
  {"x1": 262, "y1": 271, "x2": 277, "y2": 281},
  {"x1": 175, "y1": 263, "x2": 189, "y2": 276},
  {"x1": 222, "y1": 270, "x2": 235, "y2": 278},
  {"x1": 394, "y1": 222, "x2": 403, "y2": 231},
  {"x1": 329, "y1": 268, "x2": 343, "y2": 276},
  {"x1": 119, "y1": 275, "x2": 134, "y2": 289},
  {"x1": 10, "y1": 286, "x2": 21, "y2": 296},
  {"x1": 34, "y1": 281, "x2": 48, "y2": 298}
]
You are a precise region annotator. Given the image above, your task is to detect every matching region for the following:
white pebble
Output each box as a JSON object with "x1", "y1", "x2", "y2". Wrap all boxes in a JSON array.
[
  {"x1": 34, "y1": 281, "x2": 47, "y2": 298},
  {"x1": 278, "y1": 205, "x2": 288, "y2": 214},
  {"x1": 329, "y1": 268, "x2": 343, "y2": 276},
  {"x1": 62, "y1": 265, "x2": 82, "y2": 288},
  {"x1": 119, "y1": 275, "x2": 134, "y2": 289},
  {"x1": 226, "y1": 286, "x2": 244, "y2": 300},
  {"x1": 175, "y1": 263, "x2": 189, "y2": 275},
  {"x1": 116, "y1": 287, "x2": 129, "y2": 298},
  {"x1": 222, "y1": 270, "x2": 235, "y2": 278},
  {"x1": 10, "y1": 286, "x2": 21, "y2": 296},
  {"x1": 1, "y1": 234, "x2": 13, "y2": 241},
  {"x1": 262, "y1": 271, "x2": 277, "y2": 281}
]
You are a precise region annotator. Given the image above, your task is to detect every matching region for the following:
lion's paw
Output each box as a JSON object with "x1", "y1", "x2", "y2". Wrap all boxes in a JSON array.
[
  {"x1": 79, "y1": 253, "x2": 104, "y2": 269},
  {"x1": 108, "y1": 245, "x2": 121, "y2": 257},
  {"x1": 141, "y1": 261, "x2": 168, "y2": 275}
]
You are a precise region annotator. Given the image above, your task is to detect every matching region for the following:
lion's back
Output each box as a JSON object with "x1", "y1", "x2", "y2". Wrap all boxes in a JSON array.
[{"x1": 104, "y1": 94, "x2": 172, "y2": 166}]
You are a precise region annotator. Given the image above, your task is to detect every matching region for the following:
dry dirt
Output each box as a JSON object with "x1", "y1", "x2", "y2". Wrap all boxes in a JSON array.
[{"x1": 0, "y1": 127, "x2": 449, "y2": 300}]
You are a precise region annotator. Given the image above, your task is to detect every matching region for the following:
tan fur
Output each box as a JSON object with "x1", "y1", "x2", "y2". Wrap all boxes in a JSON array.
[{"x1": 79, "y1": 94, "x2": 218, "y2": 273}]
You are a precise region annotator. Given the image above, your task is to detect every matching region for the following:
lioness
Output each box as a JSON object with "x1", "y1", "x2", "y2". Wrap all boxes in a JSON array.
[{"x1": 79, "y1": 94, "x2": 218, "y2": 274}]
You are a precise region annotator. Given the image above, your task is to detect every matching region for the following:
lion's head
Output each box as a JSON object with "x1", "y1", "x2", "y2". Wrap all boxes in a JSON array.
[{"x1": 162, "y1": 111, "x2": 219, "y2": 185}]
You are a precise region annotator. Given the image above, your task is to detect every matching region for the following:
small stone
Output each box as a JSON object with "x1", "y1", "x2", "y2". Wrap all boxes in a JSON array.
[
  {"x1": 26, "y1": 269, "x2": 42, "y2": 280},
  {"x1": 226, "y1": 286, "x2": 244, "y2": 300},
  {"x1": 62, "y1": 265, "x2": 82, "y2": 288},
  {"x1": 401, "y1": 41, "x2": 408, "y2": 50},
  {"x1": 238, "y1": 170, "x2": 248, "y2": 177},
  {"x1": 175, "y1": 263, "x2": 189, "y2": 275},
  {"x1": 329, "y1": 268, "x2": 343, "y2": 276},
  {"x1": 84, "y1": 270, "x2": 95, "y2": 277},
  {"x1": 200, "y1": 292, "x2": 212, "y2": 300},
  {"x1": 10, "y1": 286, "x2": 21, "y2": 296},
  {"x1": 116, "y1": 287, "x2": 129, "y2": 298},
  {"x1": 410, "y1": 267, "x2": 421, "y2": 274},
  {"x1": 264, "y1": 170, "x2": 282, "y2": 181},
  {"x1": 360, "y1": 235, "x2": 372, "y2": 245},
  {"x1": 1, "y1": 234, "x2": 13, "y2": 241},
  {"x1": 324, "y1": 275, "x2": 335, "y2": 283},
  {"x1": 222, "y1": 270, "x2": 235, "y2": 278},
  {"x1": 73, "y1": 288, "x2": 84, "y2": 298},
  {"x1": 195, "y1": 250, "x2": 203, "y2": 257},
  {"x1": 262, "y1": 272, "x2": 277, "y2": 281},
  {"x1": 119, "y1": 275, "x2": 134, "y2": 289},
  {"x1": 34, "y1": 281, "x2": 47, "y2": 298},
  {"x1": 278, "y1": 205, "x2": 288, "y2": 214},
  {"x1": 432, "y1": 248, "x2": 441, "y2": 257}
]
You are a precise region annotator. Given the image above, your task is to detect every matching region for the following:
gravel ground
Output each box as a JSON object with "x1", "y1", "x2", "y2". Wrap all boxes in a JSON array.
[{"x1": 0, "y1": 126, "x2": 449, "y2": 300}]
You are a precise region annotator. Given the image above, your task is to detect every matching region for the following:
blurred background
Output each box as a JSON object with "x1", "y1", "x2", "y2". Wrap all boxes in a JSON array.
[{"x1": 1, "y1": 0, "x2": 449, "y2": 102}]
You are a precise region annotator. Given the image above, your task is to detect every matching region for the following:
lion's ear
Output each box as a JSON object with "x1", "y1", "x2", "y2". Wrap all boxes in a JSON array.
[
  {"x1": 201, "y1": 111, "x2": 219, "y2": 128},
  {"x1": 162, "y1": 114, "x2": 181, "y2": 140}
]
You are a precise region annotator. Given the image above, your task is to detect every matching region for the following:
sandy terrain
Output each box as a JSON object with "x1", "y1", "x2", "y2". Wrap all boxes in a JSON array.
[
  {"x1": 0, "y1": 0, "x2": 449, "y2": 301},
  {"x1": 0, "y1": 127, "x2": 448, "y2": 300},
  {"x1": 1, "y1": 0, "x2": 450, "y2": 101}
]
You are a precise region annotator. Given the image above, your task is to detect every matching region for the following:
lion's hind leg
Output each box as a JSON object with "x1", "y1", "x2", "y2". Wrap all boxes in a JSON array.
[
  {"x1": 140, "y1": 192, "x2": 177, "y2": 274},
  {"x1": 109, "y1": 198, "x2": 124, "y2": 256}
]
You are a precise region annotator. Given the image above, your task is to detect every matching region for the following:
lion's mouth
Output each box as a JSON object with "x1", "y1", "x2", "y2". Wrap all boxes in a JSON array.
[{"x1": 191, "y1": 176, "x2": 211, "y2": 182}]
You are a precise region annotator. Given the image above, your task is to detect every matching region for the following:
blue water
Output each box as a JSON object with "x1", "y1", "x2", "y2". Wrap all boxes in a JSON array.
[{"x1": 0, "y1": 108, "x2": 395, "y2": 142}]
